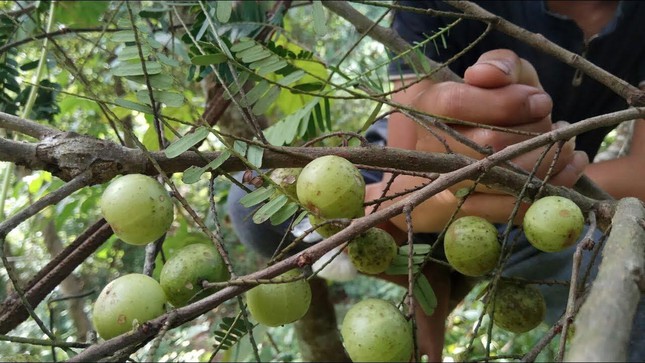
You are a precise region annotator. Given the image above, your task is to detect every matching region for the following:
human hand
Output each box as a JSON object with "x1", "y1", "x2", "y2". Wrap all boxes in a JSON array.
[{"x1": 411, "y1": 49, "x2": 588, "y2": 187}]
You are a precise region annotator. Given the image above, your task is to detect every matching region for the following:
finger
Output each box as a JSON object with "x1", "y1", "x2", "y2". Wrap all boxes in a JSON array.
[
  {"x1": 415, "y1": 81, "x2": 552, "y2": 127},
  {"x1": 456, "y1": 117, "x2": 552, "y2": 153},
  {"x1": 464, "y1": 49, "x2": 542, "y2": 89},
  {"x1": 459, "y1": 192, "x2": 529, "y2": 225}
]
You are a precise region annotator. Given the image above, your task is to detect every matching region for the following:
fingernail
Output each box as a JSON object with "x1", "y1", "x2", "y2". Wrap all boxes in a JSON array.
[
  {"x1": 475, "y1": 60, "x2": 512, "y2": 75},
  {"x1": 528, "y1": 93, "x2": 552, "y2": 118},
  {"x1": 553, "y1": 121, "x2": 570, "y2": 129},
  {"x1": 565, "y1": 151, "x2": 589, "y2": 178}
]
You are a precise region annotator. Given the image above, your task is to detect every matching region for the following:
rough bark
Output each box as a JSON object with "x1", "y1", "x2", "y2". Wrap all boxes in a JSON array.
[
  {"x1": 566, "y1": 198, "x2": 645, "y2": 362},
  {"x1": 293, "y1": 278, "x2": 350, "y2": 362}
]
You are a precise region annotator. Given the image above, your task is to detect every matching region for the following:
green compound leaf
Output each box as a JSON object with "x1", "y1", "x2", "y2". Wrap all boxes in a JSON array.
[
  {"x1": 191, "y1": 53, "x2": 228, "y2": 65},
  {"x1": 253, "y1": 195, "x2": 288, "y2": 224},
  {"x1": 246, "y1": 144, "x2": 264, "y2": 168},
  {"x1": 216, "y1": 1, "x2": 233, "y2": 23},
  {"x1": 164, "y1": 126, "x2": 209, "y2": 158},
  {"x1": 212, "y1": 313, "x2": 254, "y2": 354},
  {"x1": 239, "y1": 186, "x2": 274, "y2": 208},
  {"x1": 413, "y1": 275, "x2": 437, "y2": 316},
  {"x1": 182, "y1": 166, "x2": 205, "y2": 184},
  {"x1": 114, "y1": 98, "x2": 154, "y2": 114},
  {"x1": 111, "y1": 61, "x2": 162, "y2": 77},
  {"x1": 270, "y1": 202, "x2": 299, "y2": 226}
]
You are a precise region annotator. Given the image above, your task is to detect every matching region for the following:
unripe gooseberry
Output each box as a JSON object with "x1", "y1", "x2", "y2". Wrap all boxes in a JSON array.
[
  {"x1": 444, "y1": 216, "x2": 501, "y2": 276},
  {"x1": 296, "y1": 155, "x2": 365, "y2": 219},
  {"x1": 246, "y1": 269, "x2": 311, "y2": 327},
  {"x1": 488, "y1": 280, "x2": 546, "y2": 333},
  {"x1": 341, "y1": 298, "x2": 413, "y2": 362},
  {"x1": 92, "y1": 274, "x2": 167, "y2": 340},
  {"x1": 159, "y1": 243, "x2": 230, "y2": 307},
  {"x1": 523, "y1": 196, "x2": 584, "y2": 252},
  {"x1": 100, "y1": 174, "x2": 174, "y2": 245},
  {"x1": 347, "y1": 228, "x2": 398, "y2": 274},
  {"x1": 269, "y1": 168, "x2": 301, "y2": 199}
]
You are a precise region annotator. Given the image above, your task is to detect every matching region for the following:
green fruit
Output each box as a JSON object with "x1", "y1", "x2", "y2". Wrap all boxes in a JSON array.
[
  {"x1": 269, "y1": 168, "x2": 301, "y2": 199},
  {"x1": 341, "y1": 298, "x2": 413, "y2": 362},
  {"x1": 488, "y1": 281, "x2": 546, "y2": 333},
  {"x1": 309, "y1": 214, "x2": 344, "y2": 238},
  {"x1": 523, "y1": 196, "x2": 584, "y2": 252},
  {"x1": 296, "y1": 155, "x2": 365, "y2": 219},
  {"x1": 246, "y1": 269, "x2": 312, "y2": 327},
  {"x1": 92, "y1": 274, "x2": 167, "y2": 340},
  {"x1": 160, "y1": 244, "x2": 230, "y2": 307},
  {"x1": 444, "y1": 216, "x2": 501, "y2": 276},
  {"x1": 347, "y1": 228, "x2": 397, "y2": 274},
  {"x1": 100, "y1": 174, "x2": 174, "y2": 245}
]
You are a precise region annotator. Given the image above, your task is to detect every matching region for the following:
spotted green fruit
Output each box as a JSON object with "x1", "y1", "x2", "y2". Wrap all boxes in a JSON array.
[
  {"x1": 444, "y1": 216, "x2": 500, "y2": 276},
  {"x1": 488, "y1": 281, "x2": 546, "y2": 333},
  {"x1": 92, "y1": 274, "x2": 167, "y2": 340},
  {"x1": 341, "y1": 299, "x2": 413, "y2": 362},
  {"x1": 348, "y1": 228, "x2": 397, "y2": 274},
  {"x1": 246, "y1": 269, "x2": 311, "y2": 327},
  {"x1": 269, "y1": 168, "x2": 301, "y2": 199},
  {"x1": 159, "y1": 244, "x2": 230, "y2": 307},
  {"x1": 309, "y1": 214, "x2": 344, "y2": 238},
  {"x1": 296, "y1": 155, "x2": 365, "y2": 219},
  {"x1": 100, "y1": 174, "x2": 174, "y2": 245},
  {"x1": 523, "y1": 196, "x2": 584, "y2": 252}
]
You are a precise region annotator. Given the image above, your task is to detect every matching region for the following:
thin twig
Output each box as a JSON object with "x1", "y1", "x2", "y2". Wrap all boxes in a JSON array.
[{"x1": 557, "y1": 211, "x2": 597, "y2": 360}]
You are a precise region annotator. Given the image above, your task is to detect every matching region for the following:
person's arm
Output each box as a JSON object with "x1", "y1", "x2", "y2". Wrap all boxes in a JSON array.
[
  {"x1": 370, "y1": 50, "x2": 588, "y2": 233},
  {"x1": 584, "y1": 119, "x2": 645, "y2": 200}
]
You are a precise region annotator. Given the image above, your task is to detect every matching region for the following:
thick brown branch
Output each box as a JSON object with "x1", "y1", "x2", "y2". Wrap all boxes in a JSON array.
[
  {"x1": 0, "y1": 111, "x2": 59, "y2": 139},
  {"x1": 566, "y1": 198, "x2": 645, "y2": 361}
]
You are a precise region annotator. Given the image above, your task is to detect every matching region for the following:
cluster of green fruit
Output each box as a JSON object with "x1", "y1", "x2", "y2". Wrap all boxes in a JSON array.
[
  {"x1": 276, "y1": 156, "x2": 413, "y2": 361},
  {"x1": 94, "y1": 174, "x2": 230, "y2": 340},
  {"x1": 276, "y1": 155, "x2": 398, "y2": 275},
  {"x1": 443, "y1": 195, "x2": 584, "y2": 333}
]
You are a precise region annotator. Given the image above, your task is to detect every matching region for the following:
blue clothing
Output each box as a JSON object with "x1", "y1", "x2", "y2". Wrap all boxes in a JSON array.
[{"x1": 390, "y1": 0, "x2": 645, "y2": 160}]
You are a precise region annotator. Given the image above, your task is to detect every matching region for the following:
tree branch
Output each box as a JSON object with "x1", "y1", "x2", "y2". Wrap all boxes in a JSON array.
[
  {"x1": 444, "y1": 1, "x2": 645, "y2": 107},
  {"x1": 0, "y1": 111, "x2": 59, "y2": 139},
  {"x1": 566, "y1": 198, "x2": 645, "y2": 361}
]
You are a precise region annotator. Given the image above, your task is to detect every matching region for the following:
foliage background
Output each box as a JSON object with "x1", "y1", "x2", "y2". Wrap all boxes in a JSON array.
[{"x1": 1, "y1": 0, "x2": 631, "y2": 361}]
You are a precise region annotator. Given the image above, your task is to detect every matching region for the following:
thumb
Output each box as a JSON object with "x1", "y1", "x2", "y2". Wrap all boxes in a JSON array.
[{"x1": 464, "y1": 49, "x2": 542, "y2": 89}]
